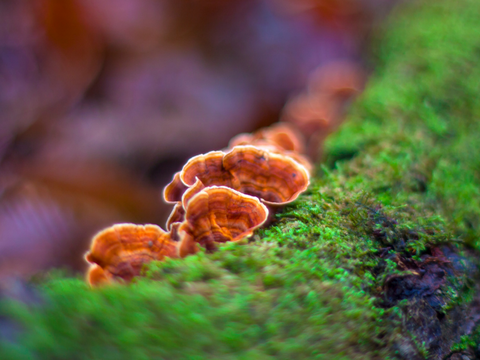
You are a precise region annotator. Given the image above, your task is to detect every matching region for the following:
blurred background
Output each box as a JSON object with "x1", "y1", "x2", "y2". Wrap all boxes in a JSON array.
[{"x1": 0, "y1": 0, "x2": 396, "y2": 278}]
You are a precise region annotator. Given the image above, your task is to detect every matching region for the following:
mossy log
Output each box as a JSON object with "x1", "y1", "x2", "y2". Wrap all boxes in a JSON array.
[{"x1": 1, "y1": 0, "x2": 480, "y2": 359}]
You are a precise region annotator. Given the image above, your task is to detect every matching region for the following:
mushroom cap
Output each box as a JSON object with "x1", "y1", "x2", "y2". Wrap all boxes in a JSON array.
[
  {"x1": 229, "y1": 134, "x2": 312, "y2": 174},
  {"x1": 178, "y1": 186, "x2": 268, "y2": 257},
  {"x1": 181, "y1": 151, "x2": 233, "y2": 187},
  {"x1": 164, "y1": 146, "x2": 310, "y2": 207},
  {"x1": 224, "y1": 145, "x2": 310, "y2": 206},
  {"x1": 228, "y1": 136, "x2": 277, "y2": 151},
  {"x1": 229, "y1": 123, "x2": 306, "y2": 154},
  {"x1": 228, "y1": 133, "x2": 255, "y2": 148},
  {"x1": 256, "y1": 122, "x2": 306, "y2": 154},
  {"x1": 85, "y1": 223, "x2": 178, "y2": 284}
]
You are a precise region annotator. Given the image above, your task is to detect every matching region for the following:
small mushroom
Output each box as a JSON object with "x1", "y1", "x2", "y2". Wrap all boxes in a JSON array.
[
  {"x1": 85, "y1": 223, "x2": 178, "y2": 285},
  {"x1": 178, "y1": 186, "x2": 268, "y2": 257},
  {"x1": 229, "y1": 137, "x2": 312, "y2": 174},
  {"x1": 255, "y1": 122, "x2": 306, "y2": 154},
  {"x1": 228, "y1": 133, "x2": 256, "y2": 148},
  {"x1": 181, "y1": 151, "x2": 233, "y2": 187},
  {"x1": 223, "y1": 145, "x2": 310, "y2": 206},
  {"x1": 228, "y1": 136, "x2": 278, "y2": 152},
  {"x1": 229, "y1": 122, "x2": 306, "y2": 154},
  {"x1": 163, "y1": 151, "x2": 233, "y2": 202},
  {"x1": 281, "y1": 92, "x2": 341, "y2": 161}
]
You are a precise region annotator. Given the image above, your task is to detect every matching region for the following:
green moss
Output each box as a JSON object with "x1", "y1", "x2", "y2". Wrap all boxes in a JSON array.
[
  {"x1": 0, "y1": 247, "x2": 388, "y2": 360},
  {"x1": 327, "y1": 0, "x2": 480, "y2": 245},
  {"x1": 2, "y1": 0, "x2": 480, "y2": 358},
  {"x1": 451, "y1": 335, "x2": 475, "y2": 353}
]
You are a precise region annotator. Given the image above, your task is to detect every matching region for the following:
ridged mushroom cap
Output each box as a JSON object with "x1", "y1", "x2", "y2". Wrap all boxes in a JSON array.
[
  {"x1": 164, "y1": 146, "x2": 309, "y2": 207},
  {"x1": 256, "y1": 122, "x2": 306, "y2": 153},
  {"x1": 178, "y1": 186, "x2": 268, "y2": 257},
  {"x1": 223, "y1": 145, "x2": 310, "y2": 206},
  {"x1": 181, "y1": 151, "x2": 232, "y2": 187},
  {"x1": 85, "y1": 223, "x2": 178, "y2": 285},
  {"x1": 229, "y1": 123, "x2": 305, "y2": 154}
]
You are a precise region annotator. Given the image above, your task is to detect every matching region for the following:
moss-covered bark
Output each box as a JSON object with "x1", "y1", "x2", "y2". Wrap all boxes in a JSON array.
[{"x1": 1, "y1": 0, "x2": 480, "y2": 359}]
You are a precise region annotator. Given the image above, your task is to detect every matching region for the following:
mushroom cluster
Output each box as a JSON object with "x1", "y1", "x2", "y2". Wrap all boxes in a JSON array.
[
  {"x1": 83, "y1": 60, "x2": 367, "y2": 287},
  {"x1": 84, "y1": 123, "x2": 311, "y2": 286}
]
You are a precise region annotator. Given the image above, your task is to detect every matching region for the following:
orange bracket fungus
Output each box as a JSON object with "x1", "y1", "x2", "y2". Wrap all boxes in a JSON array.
[
  {"x1": 178, "y1": 186, "x2": 269, "y2": 258},
  {"x1": 86, "y1": 122, "x2": 312, "y2": 286},
  {"x1": 181, "y1": 151, "x2": 237, "y2": 189},
  {"x1": 260, "y1": 122, "x2": 306, "y2": 153},
  {"x1": 163, "y1": 145, "x2": 310, "y2": 208},
  {"x1": 223, "y1": 145, "x2": 310, "y2": 206},
  {"x1": 228, "y1": 125, "x2": 313, "y2": 173},
  {"x1": 85, "y1": 223, "x2": 178, "y2": 285},
  {"x1": 229, "y1": 122, "x2": 306, "y2": 154}
]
